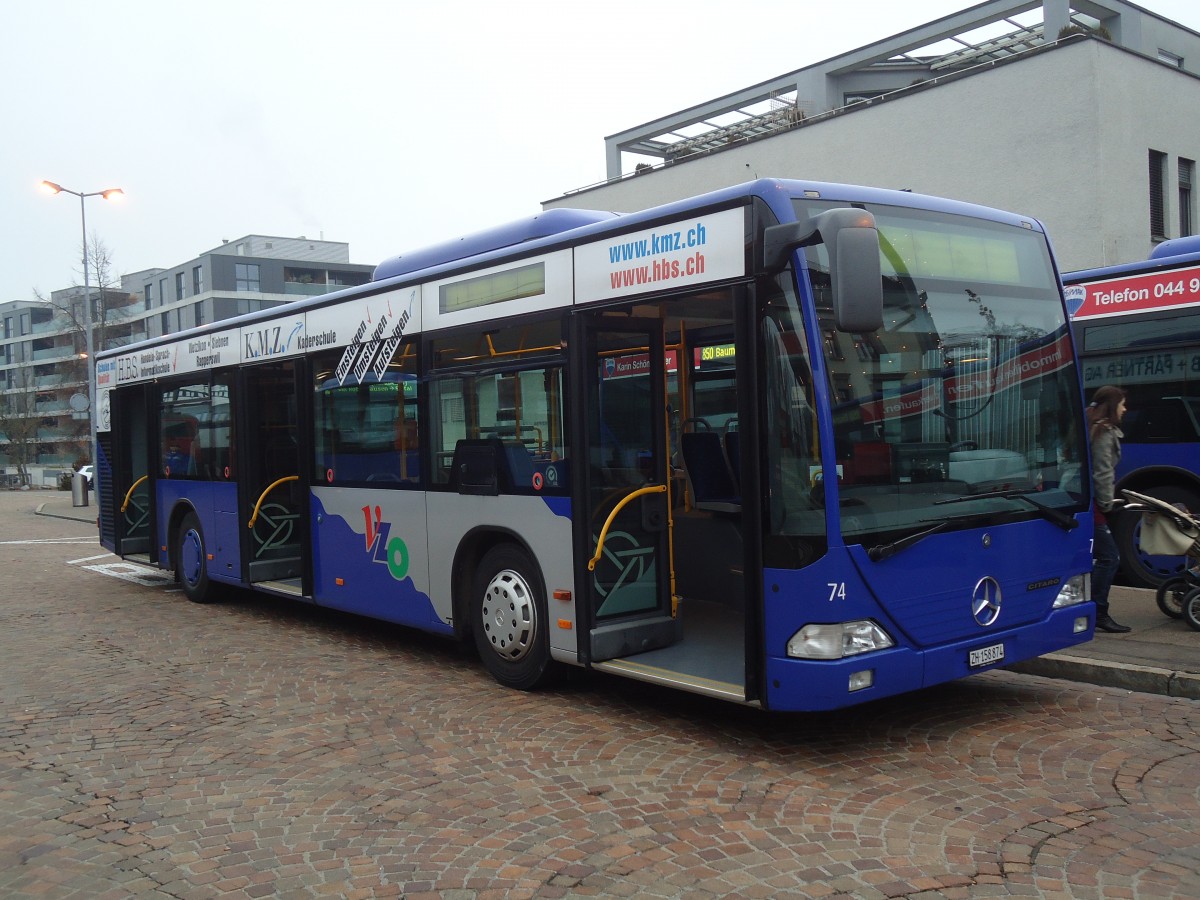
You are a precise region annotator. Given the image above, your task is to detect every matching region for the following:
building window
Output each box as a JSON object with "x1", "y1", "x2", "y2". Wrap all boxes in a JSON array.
[
  {"x1": 195, "y1": 302, "x2": 205, "y2": 328},
  {"x1": 144, "y1": 284, "x2": 152, "y2": 310},
  {"x1": 193, "y1": 266, "x2": 203, "y2": 294},
  {"x1": 1150, "y1": 149, "x2": 1168, "y2": 240},
  {"x1": 844, "y1": 89, "x2": 891, "y2": 105},
  {"x1": 235, "y1": 263, "x2": 260, "y2": 292},
  {"x1": 159, "y1": 278, "x2": 167, "y2": 304},
  {"x1": 175, "y1": 272, "x2": 185, "y2": 301},
  {"x1": 1180, "y1": 158, "x2": 1195, "y2": 238},
  {"x1": 1158, "y1": 49, "x2": 1184, "y2": 68}
]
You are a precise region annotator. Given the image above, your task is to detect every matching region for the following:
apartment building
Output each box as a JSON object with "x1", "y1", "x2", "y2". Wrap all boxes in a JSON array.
[{"x1": 1, "y1": 235, "x2": 372, "y2": 479}]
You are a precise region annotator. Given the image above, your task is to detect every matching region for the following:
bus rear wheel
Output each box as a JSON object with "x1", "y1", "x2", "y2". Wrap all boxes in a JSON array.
[
  {"x1": 1115, "y1": 485, "x2": 1200, "y2": 589},
  {"x1": 472, "y1": 544, "x2": 555, "y2": 690},
  {"x1": 176, "y1": 512, "x2": 215, "y2": 604}
]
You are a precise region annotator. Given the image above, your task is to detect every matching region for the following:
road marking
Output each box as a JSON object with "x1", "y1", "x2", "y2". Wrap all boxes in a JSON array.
[
  {"x1": 67, "y1": 552, "x2": 114, "y2": 564},
  {"x1": 66, "y1": 553, "x2": 174, "y2": 588},
  {"x1": 0, "y1": 538, "x2": 99, "y2": 545},
  {"x1": 79, "y1": 561, "x2": 175, "y2": 588}
]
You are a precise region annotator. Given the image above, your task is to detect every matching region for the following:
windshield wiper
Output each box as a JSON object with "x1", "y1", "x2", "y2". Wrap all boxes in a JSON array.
[
  {"x1": 935, "y1": 489, "x2": 1078, "y2": 532},
  {"x1": 867, "y1": 521, "x2": 950, "y2": 562}
]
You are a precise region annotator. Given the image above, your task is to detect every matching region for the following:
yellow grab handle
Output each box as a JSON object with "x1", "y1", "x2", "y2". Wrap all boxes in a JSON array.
[
  {"x1": 587, "y1": 484, "x2": 667, "y2": 572},
  {"x1": 120, "y1": 475, "x2": 148, "y2": 513},
  {"x1": 248, "y1": 475, "x2": 299, "y2": 529}
]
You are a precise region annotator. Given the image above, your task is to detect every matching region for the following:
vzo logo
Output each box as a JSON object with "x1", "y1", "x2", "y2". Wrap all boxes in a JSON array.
[{"x1": 362, "y1": 505, "x2": 410, "y2": 580}]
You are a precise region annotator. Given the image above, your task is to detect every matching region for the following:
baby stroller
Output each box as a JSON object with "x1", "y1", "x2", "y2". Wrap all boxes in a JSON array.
[{"x1": 1121, "y1": 489, "x2": 1200, "y2": 631}]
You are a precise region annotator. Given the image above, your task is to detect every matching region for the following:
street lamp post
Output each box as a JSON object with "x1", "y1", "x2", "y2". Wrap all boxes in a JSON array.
[{"x1": 41, "y1": 181, "x2": 124, "y2": 463}]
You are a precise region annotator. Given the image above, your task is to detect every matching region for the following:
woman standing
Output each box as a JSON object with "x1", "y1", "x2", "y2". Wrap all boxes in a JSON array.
[{"x1": 1088, "y1": 384, "x2": 1132, "y2": 633}]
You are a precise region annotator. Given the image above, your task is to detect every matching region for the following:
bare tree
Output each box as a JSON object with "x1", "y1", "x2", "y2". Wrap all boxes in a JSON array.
[
  {"x1": 21, "y1": 233, "x2": 132, "y2": 469},
  {"x1": 47, "y1": 232, "x2": 130, "y2": 356}
]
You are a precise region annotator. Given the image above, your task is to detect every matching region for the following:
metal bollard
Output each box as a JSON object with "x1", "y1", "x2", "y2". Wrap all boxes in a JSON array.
[{"x1": 72, "y1": 472, "x2": 89, "y2": 508}]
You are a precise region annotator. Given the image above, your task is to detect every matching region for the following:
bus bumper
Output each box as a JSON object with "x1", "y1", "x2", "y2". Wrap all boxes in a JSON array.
[{"x1": 763, "y1": 605, "x2": 1095, "y2": 712}]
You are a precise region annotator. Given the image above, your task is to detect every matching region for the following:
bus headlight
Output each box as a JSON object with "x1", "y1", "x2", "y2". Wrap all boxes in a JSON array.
[
  {"x1": 787, "y1": 620, "x2": 895, "y2": 659},
  {"x1": 1052, "y1": 574, "x2": 1090, "y2": 608}
]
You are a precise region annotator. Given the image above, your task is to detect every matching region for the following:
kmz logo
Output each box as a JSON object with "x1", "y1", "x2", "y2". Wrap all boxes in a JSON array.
[
  {"x1": 362, "y1": 505, "x2": 410, "y2": 580},
  {"x1": 244, "y1": 321, "x2": 303, "y2": 359}
]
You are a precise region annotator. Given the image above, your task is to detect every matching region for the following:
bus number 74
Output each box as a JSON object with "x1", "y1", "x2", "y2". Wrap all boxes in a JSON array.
[{"x1": 828, "y1": 582, "x2": 847, "y2": 602}]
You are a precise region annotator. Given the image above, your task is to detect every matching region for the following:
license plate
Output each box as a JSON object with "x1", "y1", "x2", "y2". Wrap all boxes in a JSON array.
[{"x1": 969, "y1": 643, "x2": 1005, "y2": 668}]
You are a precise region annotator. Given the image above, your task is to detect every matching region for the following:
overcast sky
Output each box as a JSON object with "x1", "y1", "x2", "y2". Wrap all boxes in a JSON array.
[{"x1": 5, "y1": 0, "x2": 1198, "y2": 302}]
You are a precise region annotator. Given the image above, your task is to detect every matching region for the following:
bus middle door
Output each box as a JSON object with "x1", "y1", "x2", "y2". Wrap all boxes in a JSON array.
[{"x1": 238, "y1": 361, "x2": 308, "y2": 596}]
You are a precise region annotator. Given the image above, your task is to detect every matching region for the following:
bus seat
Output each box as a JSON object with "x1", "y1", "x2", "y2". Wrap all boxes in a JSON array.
[
  {"x1": 680, "y1": 431, "x2": 740, "y2": 513},
  {"x1": 450, "y1": 438, "x2": 537, "y2": 495},
  {"x1": 723, "y1": 430, "x2": 741, "y2": 486},
  {"x1": 503, "y1": 441, "x2": 536, "y2": 491},
  {"x1": 450, "y1": 439, "x2": 503, "y2": 495}
]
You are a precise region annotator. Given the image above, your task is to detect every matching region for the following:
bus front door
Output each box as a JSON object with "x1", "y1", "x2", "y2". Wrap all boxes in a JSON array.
[
  {"x1": 239, "y1": 361, "x2": 308, "y2": 595},
  {"x1": 579, "y1": 316, "x2": 678, "y2": 662}
]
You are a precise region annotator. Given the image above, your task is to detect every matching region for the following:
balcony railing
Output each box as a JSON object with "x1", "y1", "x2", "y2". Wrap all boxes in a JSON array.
[
  {"x1": 283, "y1": 282, "x2": 340, "y2": 297},
  {"x1": 34, "y1": 375, "x2": 81, "y2": 390},
  {"x1": 31, "y1": 346, "x2": 78, "y2": 362}
]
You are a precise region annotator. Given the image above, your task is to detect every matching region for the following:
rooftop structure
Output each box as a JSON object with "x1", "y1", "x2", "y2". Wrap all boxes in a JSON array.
[
  {"x1": 602, "y1": 0, "x2": 1200, "y2": 181},
  {"x1": 549, "y1": 0, "x2": 1200, "y2": 272}
]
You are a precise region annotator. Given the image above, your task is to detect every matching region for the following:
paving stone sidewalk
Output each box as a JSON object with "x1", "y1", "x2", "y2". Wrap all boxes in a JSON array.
[{"x1": 4, "y1": 489, "x2": 1197, "y2": 898}]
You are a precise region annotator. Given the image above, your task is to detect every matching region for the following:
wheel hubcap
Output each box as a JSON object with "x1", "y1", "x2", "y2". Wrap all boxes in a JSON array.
[
  {"x1": 480, "y1": 568, "x2": 536, "y2": 661},
  {"x1": 182, "y1": 529, "x2": 203, "y2": 587}
]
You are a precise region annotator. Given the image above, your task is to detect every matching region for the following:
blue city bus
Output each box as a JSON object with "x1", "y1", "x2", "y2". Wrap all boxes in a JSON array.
[
  {"x1": 1063, "y1": 237, "x2": 1200, "y2": 587},
  {"x1": 93, "y1": 179, "x2": 1095, "y2": 712}
]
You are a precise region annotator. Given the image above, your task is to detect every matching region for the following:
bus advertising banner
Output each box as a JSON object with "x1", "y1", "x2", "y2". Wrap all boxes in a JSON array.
[
  {"x1": 575, "y1": 207, "x2": 746, "y2": 304},
  {"x1": 1066, "y1": 263, "x2": 1200, "y2": 319}
]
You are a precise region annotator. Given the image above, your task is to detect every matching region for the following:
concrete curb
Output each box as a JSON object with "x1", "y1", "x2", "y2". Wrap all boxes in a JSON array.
[
  {"x1": 34, "y1": 502, "x2": 96, "y2": 524},
  {"x1": 1010, "y1": 655, "x2": 1200, "y2": 700}
]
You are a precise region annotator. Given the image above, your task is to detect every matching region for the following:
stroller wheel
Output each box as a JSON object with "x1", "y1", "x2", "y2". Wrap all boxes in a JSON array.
[
  {"x1": 1156, "y1": 575, "x2": 1191, "y2": 619},
  {"x1": 1185, "y1": 587, "x2": 1200, "y2": 632}
]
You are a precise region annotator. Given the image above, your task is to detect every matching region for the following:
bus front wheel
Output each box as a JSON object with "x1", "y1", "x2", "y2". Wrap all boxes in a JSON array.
[
  {"x1": 176, "y1": 512, "x2": 215, "y2": 604},
  {"x1": 471, "y1": 544, "x2": 555, "y2": 690}
]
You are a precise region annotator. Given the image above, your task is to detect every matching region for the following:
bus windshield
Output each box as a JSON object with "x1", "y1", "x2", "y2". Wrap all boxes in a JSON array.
[{"x1": 792, "y1": 201, "x2": 1088, "y2": 545}]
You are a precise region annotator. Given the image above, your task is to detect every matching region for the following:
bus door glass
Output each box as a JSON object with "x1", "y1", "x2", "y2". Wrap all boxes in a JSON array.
[
  {"x1": 109, "y1": 383, "x2": 154, "y2": 560},
  {"x1": 581, "y1": 315, "x2": 676, "y2": 660},
  {"x1": 240, "y1": 361, "x2": 306, "y2": 590}
]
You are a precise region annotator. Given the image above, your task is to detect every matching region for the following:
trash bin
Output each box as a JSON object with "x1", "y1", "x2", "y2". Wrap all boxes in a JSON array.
[{"x1": 72, "y1": 471, "x2": 89, "y2": 508}]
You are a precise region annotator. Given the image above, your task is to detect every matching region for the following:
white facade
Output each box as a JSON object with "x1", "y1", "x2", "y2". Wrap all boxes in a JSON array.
[{"x1": 548, "y1": 2, "x2": 1200, "y2": 272}]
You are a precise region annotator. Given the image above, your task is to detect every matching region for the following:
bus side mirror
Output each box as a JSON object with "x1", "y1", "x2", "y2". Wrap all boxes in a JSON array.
[{"x1": 761, "y1": 208, "x2": 884, "y2": 333}]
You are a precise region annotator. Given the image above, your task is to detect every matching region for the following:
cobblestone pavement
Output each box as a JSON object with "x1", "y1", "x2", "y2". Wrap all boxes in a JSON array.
[{"x1": 2, "y1": 492, "x2": 1199, "y2": 899}]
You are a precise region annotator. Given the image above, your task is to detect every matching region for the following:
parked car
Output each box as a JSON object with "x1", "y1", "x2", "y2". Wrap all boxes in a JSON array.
[{"x1": 78, "y1": 465, "x2": 94, "y2": 485}]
